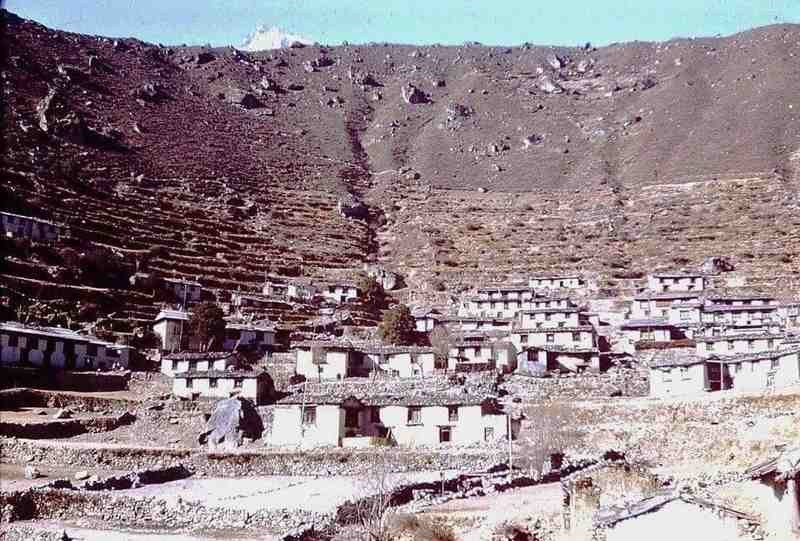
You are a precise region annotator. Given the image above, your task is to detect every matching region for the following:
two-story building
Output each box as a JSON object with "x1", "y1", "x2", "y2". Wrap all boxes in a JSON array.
[
  {"x1": 528, "y1": 275, "x2": 586, "y2": 290},
  {"x1": 519, "y1": 307, "x2": 581, "y2": 329},
  {"x1": 695, "y1": 333, "x2": 784, "y2": 358},
  {"x1": 630, "y1": 291, "x2": 704, "y2": 320},
  {"x1": 153, "y1": 309, "x2": 190, "y2": 352},
  {"x1": 700, "y1": 304, "x2": 781, "y2": 328},
  {"x1": 268, "y1": 380, "x2": 510, "y2": 447},
  {"x1": 293, "y1": 340, "x2": 438, "y2": 380},
  {"x1": 511, "y1": 325, "x2": 596, "y2": 352},
  {"x1": 223, "y1": 321, "x2": 275, "y2": 352},
  {"x1": 160, "y1": 351, "x2": 239, "y2": 376},
  {"x1": 619, "y1": 319, "x2": 682, "y2": 347},
  {"x1": 0, "y1": 322, "x2": 131, "y2": 370},
  {"x1": 320, "y1": 281, "x2": 360, "y2": 304},
  {"x1": 172, "y1": 368, "x2": 273, "y2": 403},
  {"x1": 646, "y1": 272, "x2": 707, "y2": 293}
]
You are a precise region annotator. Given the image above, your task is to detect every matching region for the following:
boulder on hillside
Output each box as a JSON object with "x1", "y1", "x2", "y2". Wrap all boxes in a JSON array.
[
  {"x1": 129, "y1": 82, "x2": 166, "y2": 102},
  {"x1": 225, "y1": 88, "x2": 263, "y2": 109},
  {"x1": 337, "y1": 194, "x2": 369, "y2": 220},
  {"x1": 194, "y1": 51, "x2": 216, "y2": 65},
  {"x1": 538, "y1": 76, "x2": 563, "y2": 94},
  {"x1": 702, "y1": 256, "x2": 735, "y2": 274},
  {"x1": 401, "y1": 83, "x2": 427, "y2": 104},
  {"x1": 545, "y1": 53, "x2": 564, "y2": 70},
  {"x1": 198, "y1": 397, "x2": 264, "y2": 450}
]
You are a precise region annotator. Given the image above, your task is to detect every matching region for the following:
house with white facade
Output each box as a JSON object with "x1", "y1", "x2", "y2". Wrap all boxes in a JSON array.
[
  {"x1": 705, "y1": 293, "x2": 778, "y2": 307},
  {"x1": 1, "y1": 211, "x2": 66, "y2": 242},
  {"x1": 172, "y1": 368, "x2": 273, "y2": 403},
  {"x1": 630, "y1": 291, "x2": 704, "y2": 320},
  {"x1": 779, "y1": 302, "x2": 800, "y2": 329},
  {"x1": 294, "y1": 340, "x2": 439, "y2": 380},
  {"x1": 695, "y1": 333, "x2": 784, "y2": 358},
  {"x1": 411, "y1": 307, "x2": 442, "y2": 332},
  {"x1": 745, "y1": 446, "x2": 800, "y2": 537},
  {"x1": 648, "y1": 347, "x2": 800, "y2": 397},
  {"x1": 268, "y1": 380, "x2": 510, "y2": 448},
  {"x1": 519, "y1": 307, "x2": 581, "y2": 329},
  {"x1": 619, "y1": 319, "x2": 683, "y2": 350},
  {"x1": 320, "y1": 281, "x2": 360, "y2": 304},
  {"x1": 160, "y1": 351, "x2": 240, "y2": 377},
  {"x1": 700, "y1": 304, "x2": 781, "y2": 328},
  {"x1": 528, "y1": 274, "x2": 586, "y2": 290},
  {"x1": 511, "y1": 325, "x2": 596, "y2": 352},
  {"x1": 153, "y1": 309, "x2": 189, "y2": 352},
  {"x1": 0, "y1": 322, "x2": 131, "y2": 371},
  {"x1": 440, "y1": 315, "x2": 515, "y2": 333},
  {"x1": 162, "y1": 277, "x2": 202, "y2": 304},
  {"x1": 517, "y1": 345, "x2": 601, "y2": 374},
  {"x1": 646, "y1": 272, "x2": 707, "y2": 293},
  {"x1": 230, "y1": 293, "x2": 275, "y2": 311}
]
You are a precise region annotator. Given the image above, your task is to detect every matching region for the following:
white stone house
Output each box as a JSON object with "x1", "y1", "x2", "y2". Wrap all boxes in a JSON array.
[
  {"x1": 230, "y1": 293, "x2": 274, "y2": 311},
  {"x1": 0, "y1": 322, "x2": 131, "y2": 370},
  {"x1": 700, "y1": 304, "x2": 781, "y2": 327},
  {"x1": 263, "y1": 279, "x2": 318, "y2": 301},
  {"x1": 519, "y1": 307, "x2": 581, "y2": 329},
  {"x1": 511, "y1": 325, "x2": 596, "y2": 352},
  {"x1": 153, "y1": 309, "x2": 190, "y2": 352},
  {"x1": 646, "y1": 272, "x2": 707, "y2": 293},
  {"x1": 778, "y1": 302, "x2": 800, "y2": 329},
  {"x1": 172, "y1": 369, "x2": 273, "y2": 403},
  {"x1": 1, "y1": 211, "x2": 65, "y2": 242},
  {"x1": 223, "y1": 321, "x2": 275, "y2": 352},
  {"x1": 705, "y1": 293, "x2": 778, "y2": 307},
  {"x1": 440, "y1": 316, "x2": 515, "y2": 333},
  {"x1": 649, "y1": 347, "x2": 800, "y2": 396},
  {"x1": 528, "y1": 275, "x2": 585, "y2": 290},
  {"x1": 631, "y1": 291, "x2": 703, "y2": 320},
  {"x1": 320, "y1": 282, "x2": 359, "y2": 304},
  {"x1": 517, "y1": 345, "x2": 601, "y2": 374},
  {"x1": 160, "y1": 351, "x2": 238, "y2": 377},
  {"x1": 162, "y1": 277, "x2": 202, "y2": 303},
  {"x1": 665, "y1": 302, "x2": 703, "y2": 327},
  {"x1": 648, "y1": 356, "x2": 709, "y2": 397},
  {"x1": 411, "y1": 307, "x2": 442, "y2": 332},
  {"x1": 294, "y1": 341, "x2": 438, "y2": 380},
  {"x1": 619, "y1": 320, "x2": 682, "y2": 352},
  {"x1": 269, "y1": 384, "x2": 509, "y2": 448},
  {"x1": 695, "y1": 333, "x2": 783, "y2": 358},
  {"x1": 447, "y1": 342, "x2": 497, "y2": 372}
]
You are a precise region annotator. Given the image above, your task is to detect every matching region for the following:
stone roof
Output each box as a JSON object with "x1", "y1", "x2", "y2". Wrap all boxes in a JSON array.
[
  {"x1": 703, "y1": 304, "x2": 779, "y2": 313},
  {"x1": 276, "y1": 377, "x2": 497, "y2": 407},
  {"x1": 634, "y1": 291, "x2": 703, "y2": 301},
  {"x1": 514, "y1": 325, "x2": 595, "y2": 333},
  {"x1": 226, "y1": 320, "x2": 276, "y2": 332},
  {"x1": 476, "y1": 284, "x2": 532, "y2": 293},
  {"x1": 292, "y1": 339, "x2": 433, "y2": 355},
  {"x1": 176, "y1": 368, "x2": 268, "y2": 379},
  {"x1": 521, "y1": 307, "x2": 581, "y2": 314},
  {"x1": 523, "y1": 345, "x2": 598, "y2": 354},
  {"x1": 695, "y1": 333, "x2": 784, "y2": 343},
  {"x1": 648, "y1": 349, "x2": 705, "y2": 368},
  {"x1": 706, "y1": 346, "x2": 800, "y2": 364},
  {"x1": 593, "y1": 491, "x2": 755, "y2": 529},
  {"x1": 746, "y1": 446, "x2": 800, "y2": 481},
  {"x1": 650, "y1": 271, "x2": 705, "y2": 279},
  {"x1": 154, "y1": 309, "x2": 190, "y2": 322},
  {"x1": 529, "y1": 273, "x2": 582, "y2": 280},
  {"x1": 0, "y1": 321, "x2": 120, "y2": 348},
  {"x1": 705, "y1": 293, "x2": 776, "y2": 302},
  {"x1": 460, "y1": 330, "x2": 512, "y2": 340},
  {"x1": 440, "y1": 315, "x2": 515, "y2": 323},
  {"x1": 162, "y1": 351, "x2": 236, "y2": 361},
  {"x1": 163, "y1": 277, "x2": 201, "y2": 286},
  {"x1": 0, "y1": 210, "x2": 63, "y2": 227},
  {"x1": 620, "y1": 318, "x2": 674, "y2": 329}
]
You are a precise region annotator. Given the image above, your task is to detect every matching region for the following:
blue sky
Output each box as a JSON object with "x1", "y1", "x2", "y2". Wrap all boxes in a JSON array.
[{"x1": 6, "y1": 1, "x2": 800, "y2": 47}]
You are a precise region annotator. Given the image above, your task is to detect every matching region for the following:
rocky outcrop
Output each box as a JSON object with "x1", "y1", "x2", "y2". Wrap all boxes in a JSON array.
[
  {"x1": 337, "y1": 194, "x2": 369, "y2": 220},
  {"x1": 198, "y1": 397, "x2": 263, "y2": 449},
  {"x1": 702, "y1": 256, "x2": 735, "y2": 274},
  {"x1": 401, "y1": 83, "x2": 427, "y2": 104}
]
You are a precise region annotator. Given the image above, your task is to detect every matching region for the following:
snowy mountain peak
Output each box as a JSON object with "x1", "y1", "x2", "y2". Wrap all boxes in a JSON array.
[{"x1": 239, "y1": 25, "x2": 314, "y2": 51}]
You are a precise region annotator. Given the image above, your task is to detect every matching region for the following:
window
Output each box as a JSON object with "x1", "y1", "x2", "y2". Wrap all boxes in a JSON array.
[
  {"x1": 370, "y1": 407, "x2": 381, "y2": 423},
  {"x1": 87, "y1": 343, "x2": 98, "y2": 356},
  {"x1": 186, "y1": 378, "x2": 193, "y2": 389},
  {"x1": 484, "y1": 426, "x2": 495, "y2": 442},
  {"x1": 448, "y1": 406, "x2": 459, "y2": 422},
  {"x1": 546, "y1": 334, "x2": 554, "y2": 343},
  {"x1": 190, "y1": 360, "x2": 197, "y2": 370},
  {"x1": 545, "y1": 313, "x2": 551, "y2": 321},
  {"x1": 209, "y1": 378, "x2": 218, "y2": 388},
  {"x1": 680, "y1": 311, "x2": 691, "y2": 321},
  {"x1": 767, "y1": 340, "x2": 774, "y2": 349},
  {"x1": 234, "y1": 379, "x2": 243, "y2": 388},
  {"x1": 520, "y1": 334, "x2": 528, "y2": 344},
  {"x1": 8, "y1": 334, "x2": 18, "y2": 347},
  {"x1": 728, "y1": 341, "x2": 735, "y2": 351},
  {"x1": 407, "y1": 406, "x2": 422, "y2": 425},
  {"x1": 439, "y1": 426, "x2": 452, "y2": 443},
  {"x1": 172, "y1": 360, "x2": 178, "y2": 370},
  {"x1": 771, "y1": 358, "x2": 779, "y2": 370},
  {"x1": 558, "y1": 321, "x2": 565, "y2": 328},
  {"x1": 572, "y1": 332, "x2": 581, "y2": 342},
  {"x1": 302, "y1": 406, "x2": 316, "y2": 426},
  {"x1": 504, "y1": 302, "x2": 509, "y2": 310}
]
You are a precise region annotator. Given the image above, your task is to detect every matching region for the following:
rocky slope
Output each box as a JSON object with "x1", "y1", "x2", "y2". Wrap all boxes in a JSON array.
[{"x1": 1, "y1": 9, "x2": 799, "y2": 329}]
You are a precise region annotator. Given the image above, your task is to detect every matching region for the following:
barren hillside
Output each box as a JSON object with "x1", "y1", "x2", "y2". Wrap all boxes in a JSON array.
[{"x1": 1, "y1": 9, "x2": 799, "y2": 327}]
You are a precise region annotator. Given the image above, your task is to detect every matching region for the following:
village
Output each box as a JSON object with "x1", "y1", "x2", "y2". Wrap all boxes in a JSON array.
[{"x1": 2, "y1": 209, "x2": 800, "y2": 541}]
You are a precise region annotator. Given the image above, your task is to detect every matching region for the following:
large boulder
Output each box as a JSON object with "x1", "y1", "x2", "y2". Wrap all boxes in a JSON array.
[
  {"x1": 337, "y1": 194, "x2": 369, "y2": 220},
  {"x1": 401, "y1": 83, "x2": 427, "y2": 104},
  {"x1": 702, "y1": 256, "x2": 735, "y2": 274},
  {"x1": 198, "y1": 397, "x2": 264, "y2": 449}
]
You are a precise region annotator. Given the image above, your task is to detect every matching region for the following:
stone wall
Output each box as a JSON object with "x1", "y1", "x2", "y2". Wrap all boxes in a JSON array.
[
  {"x1": 502, "y1": 367, "x2": 649, "y2": 401},
  {"x1": 0, "y1": 368, "x2": 130, "y2": 392},
  {"x1": 0, "y1": 412, "x2": 135, "y2": 439},
  {"x1": 1, "y1": 437, "x2": 506, "y2": 477}
]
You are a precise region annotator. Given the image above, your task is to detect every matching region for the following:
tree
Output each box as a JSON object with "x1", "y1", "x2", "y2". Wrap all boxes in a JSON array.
[
  {"x1": 188, "y1": 302, "x2": 226, "y2": 351},
  {"x1": 429, "y1": 325, "x2": 458, "y2": 367},
  {"x1": 356, "y1": 274, "x2": 385, "y2": 310},
  {"x1": 378, "y1": 304, "x2": 415, "y2": 345}
]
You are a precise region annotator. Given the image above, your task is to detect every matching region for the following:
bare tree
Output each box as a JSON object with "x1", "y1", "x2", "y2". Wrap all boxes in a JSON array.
[
  {"x1": 349, "y1": 457, "x2": 404, "y2": 541},
  {"x1": 519, "y1": 402, "x2": 582, "y2": 478},
  {"x1": 429, "y1": 325, "x2": 460, "y2": 368}
]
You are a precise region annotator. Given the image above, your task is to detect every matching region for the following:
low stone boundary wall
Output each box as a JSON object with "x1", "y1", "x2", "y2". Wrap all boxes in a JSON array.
[
  {"x1": 1, "y1": 437, "x2": 505, "y2": 477},
  {"x1": 0, "y1": 388, "x2": 136, "y2": 411},
  {"x1": 504, "y1": 368, "x2": 649, "y2": 400},
  {"x1": 0, "y1": 412, "x2": 135, "y2": 439},
  {"x1": 0, "y1": 369, "x2": 130, "y2": 392}
]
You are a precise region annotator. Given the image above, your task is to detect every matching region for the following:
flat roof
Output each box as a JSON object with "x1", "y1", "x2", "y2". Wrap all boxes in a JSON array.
[
  {"x1": 620, "y1": 318, "x2": 674, "y2": 329},
  {"x1": 703, "y1": 304, "x2": 779, "y2": 313}
]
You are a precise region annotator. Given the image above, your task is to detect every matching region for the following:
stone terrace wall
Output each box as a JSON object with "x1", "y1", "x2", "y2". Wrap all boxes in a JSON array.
[
  {"x1": 1, "y1": 438, "x2": 505, "y2": 476},
  {"x1": 503, "y1": 368, "x2": 649, "y2": 401}
]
